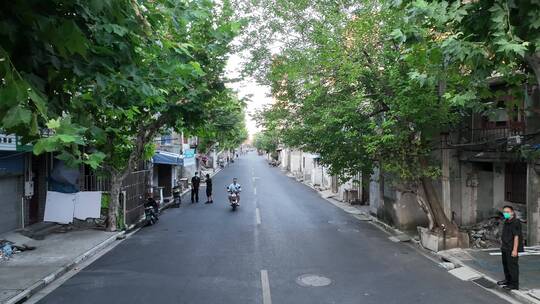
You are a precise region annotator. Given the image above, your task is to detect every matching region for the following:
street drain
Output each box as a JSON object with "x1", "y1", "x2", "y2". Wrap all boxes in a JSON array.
[
  {"x1": 296, "y1": 274, "x2": 332, "y2": 287},
  {"x1": 472, "y1": 277, "x2": 496, "y2": 289}
]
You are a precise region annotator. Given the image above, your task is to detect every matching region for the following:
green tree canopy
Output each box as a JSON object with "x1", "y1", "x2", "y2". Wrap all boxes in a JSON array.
[
  {"x1": 1, "y1": 0, "x2": 242, "y2": 230},
  {"x1": 196, "y1": 90, "x2": 248, "y2": 153},
  {"x1": 239, "y1": 0, "x2": 540, "y2": 234}
]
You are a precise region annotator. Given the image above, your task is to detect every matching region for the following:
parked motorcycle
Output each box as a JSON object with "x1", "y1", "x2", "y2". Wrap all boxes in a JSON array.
[
  {"x1": 269, "y1": 159, "x2": 280, "y2": 167},
  {"x1": 144, "y1": 197, "x2": 159, "y2": 226},
  {"x1": 172, "y1": 185, "x2": 182, "y2": 208}
]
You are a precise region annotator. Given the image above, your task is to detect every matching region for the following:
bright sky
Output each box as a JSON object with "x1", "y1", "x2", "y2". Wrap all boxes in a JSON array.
[{"x1": 225, "y1": 53, "x2": 272, "y2": 139}]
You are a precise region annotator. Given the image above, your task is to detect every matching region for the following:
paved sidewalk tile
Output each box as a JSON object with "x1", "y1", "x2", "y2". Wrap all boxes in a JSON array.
[{"x1": 0, "y1": 229, "x2": 116, "y2": 303}]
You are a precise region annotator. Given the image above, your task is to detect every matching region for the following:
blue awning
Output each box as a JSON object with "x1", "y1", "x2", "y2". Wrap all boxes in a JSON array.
[
  {"x1": 0, "y1": 151, "x2": 25, "y2": 175},
  {"x1": 152, "y1": 151, "x2": 183, "y2": 166}
]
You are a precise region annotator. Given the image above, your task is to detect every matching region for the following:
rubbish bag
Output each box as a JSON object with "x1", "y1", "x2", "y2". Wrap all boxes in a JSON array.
[{"x1": 1, "y1": 244, "x2": 13, "y2": 258}]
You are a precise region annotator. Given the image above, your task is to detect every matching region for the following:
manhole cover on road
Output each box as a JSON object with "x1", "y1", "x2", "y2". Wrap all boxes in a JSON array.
[{"x1": 296, "y1": 274, "x2": 332, "y2": 287}]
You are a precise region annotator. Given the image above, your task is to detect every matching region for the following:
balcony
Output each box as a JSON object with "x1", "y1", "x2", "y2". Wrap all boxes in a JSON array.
[{"x1": 468, "y1": 121, "x2": 525, "y2": 143}]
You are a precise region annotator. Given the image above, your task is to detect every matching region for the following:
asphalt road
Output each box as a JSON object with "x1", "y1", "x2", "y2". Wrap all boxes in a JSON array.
[{"x1": 37, "y1": 152, "x2": 509, "y2": 304}]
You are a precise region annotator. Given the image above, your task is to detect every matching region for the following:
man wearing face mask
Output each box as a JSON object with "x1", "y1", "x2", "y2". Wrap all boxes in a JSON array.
[{"x1": 497, "y1": 205, "x2": 524, "y2": 290}]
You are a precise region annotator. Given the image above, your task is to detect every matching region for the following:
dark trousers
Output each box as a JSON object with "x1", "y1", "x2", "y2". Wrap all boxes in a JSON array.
[
  {"x1": 501, "y1": 249, "x2": 519, "y2": 287},
  {"x1": 191, "y1": 187, "x2": 199, "y2": 203}
]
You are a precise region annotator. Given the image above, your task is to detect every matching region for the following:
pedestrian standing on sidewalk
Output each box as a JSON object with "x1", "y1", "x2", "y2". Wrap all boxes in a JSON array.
[
  {"x1": 191, "y1": 172, "x2": 201, "y2": 203},
  {"x1": 497, "y1": 205, "x2": 524, "y2": 290},
  {"x1": 205, "y1": 174, "x2": 213, "y2": 204}
]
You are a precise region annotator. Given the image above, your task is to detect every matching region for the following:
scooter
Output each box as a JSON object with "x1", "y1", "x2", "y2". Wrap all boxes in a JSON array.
[
  {"x1": 144, "y1": 198, "x2": 159, "y2": 226},
  {"x1": 229, "y1": 192, "x2": 240, "y2": 211},
  {"x1": 172, "y1": 185, "x2": 182, "y2": 208}
]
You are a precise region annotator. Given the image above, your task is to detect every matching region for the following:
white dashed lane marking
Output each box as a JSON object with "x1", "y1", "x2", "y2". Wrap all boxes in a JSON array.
[
  {"x1": 256, "y1": 208, "x2": 261, "y2": 225},
  {"x1": 260, "y1": 270, "x2": 272, "y2": 304}
]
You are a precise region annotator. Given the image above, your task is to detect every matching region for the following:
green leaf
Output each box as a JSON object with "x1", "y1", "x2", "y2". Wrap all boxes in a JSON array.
[
  {"x1": 33, "y1": 138, "x2": 59, "y2": 155},
  {"x1": 174, "y1": 42, "x2": 193, "y2": 56},
  {"x1": 2, "y1": 106, "x2": 32, "y2": 128},
  {"x1": 230, "y1": 21, "x2": 242, "y2": 34},
  {"x1": 103, "y1": 24, "x2": 129, "y2": 37},
  {"x1": 46, "y1": 118, "x2": 61, "y2": 129},
  {"x1": 56, "y1": 134, "x2": 79, "y2": 143},
  {"x1": 57, "y1": 20, "x2": 89, "y2": 57},
  {"x1": 56, "y1": 151, "x2": 78, "y2": 167},
  {"x1": 528, "y1": 11, "x2": 540, "y2": 29},
  {"x1": 0, "y1": 82, "x2": 26, "y2": 107},
  {"x1": 28, "y1": 87, "x2": 47, "y2": 117},
  {"x1": 496, "y1": 40, "x2": 528, "y2": 57},
  {"x1": 30, "y1": 113, "x2": 39, "y2": 136},
  {"x1": 189, "y1": 61, "x2": 205, "y2": 76},
  {"x1": 84, "y1": 152, "x2": 106, "y2": 169},
  {"x1": 389, "y1": 29, "x2": 406, "y2": 43}
]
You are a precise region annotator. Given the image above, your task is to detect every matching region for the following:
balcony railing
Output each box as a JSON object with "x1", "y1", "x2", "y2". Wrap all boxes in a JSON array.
[{"x1": 465, "y1": 121, "x2": 525, "y2": 144}]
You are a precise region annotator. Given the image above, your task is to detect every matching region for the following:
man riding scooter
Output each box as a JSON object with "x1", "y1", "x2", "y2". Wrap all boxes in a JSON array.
[{"x1": 227, "y1": 178, "x2": 242, "y2": 209}]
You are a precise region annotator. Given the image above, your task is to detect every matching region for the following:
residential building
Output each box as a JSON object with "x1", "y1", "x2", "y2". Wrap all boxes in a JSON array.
[{"x1": 369, "y1": 80, "x2": 540, "y2": 245}]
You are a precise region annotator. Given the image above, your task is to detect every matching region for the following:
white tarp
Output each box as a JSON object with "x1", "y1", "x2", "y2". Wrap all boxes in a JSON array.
[
  {"x1": 74, "y1": 191, "x2": 102, "y2": 220},
  {"x1": 44, "y1": 191, "x2": 76, "y2": 224},
  {"x1": 44, "y1": 191, "x2": 102, "y2": 224}
]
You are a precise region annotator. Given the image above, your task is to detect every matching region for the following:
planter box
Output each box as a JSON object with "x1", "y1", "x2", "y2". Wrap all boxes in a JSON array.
[{"x1": 418, "y1": 226, "x2": 469, "y2": 252}]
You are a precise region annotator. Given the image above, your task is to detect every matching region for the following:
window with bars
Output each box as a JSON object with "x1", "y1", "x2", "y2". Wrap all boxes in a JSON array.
[{"x1": 505, "y1": 162, "x2": 527, "y2": 204}]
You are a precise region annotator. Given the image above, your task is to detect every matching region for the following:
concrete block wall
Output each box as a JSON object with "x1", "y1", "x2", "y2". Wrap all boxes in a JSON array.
[
  {"x1": 527, "y1": 163, "x2": 540, "y2": 245},
  {"x1": 301, "y1": 154, "x2": 315, "y2": 183},
  {"x1": 0, "y1": 175, "x2": 24, "y2": 234},
  {"x1": 369, "y1": 169, "x2": 382, "y2": 216},
  {"x1": 290, "y1": 150, "x2": 302, "y2": 176}
]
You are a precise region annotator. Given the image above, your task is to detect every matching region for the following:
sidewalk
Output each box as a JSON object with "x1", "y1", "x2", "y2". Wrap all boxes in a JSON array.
[
  {"x1": 297, "y1": 176, "x2": 540, "y2": 304},
  {"x1": 0, "y1": 228, "x2": 120, "y2": 304},
  {"x1": 440, "y1": 248, "x2": 540, "y2": 303}
]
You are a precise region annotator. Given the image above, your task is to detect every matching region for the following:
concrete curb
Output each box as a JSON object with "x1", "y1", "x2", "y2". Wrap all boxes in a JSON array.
[
  {"x1": 297, "y1": 178, "x2": 538, "y2": 304},
  {"x1": 439, "y1": 253, "x2": 540, "y2": 304},
  {"x1": 5, "y1": 231, "x2": 124, "y2": 304}
]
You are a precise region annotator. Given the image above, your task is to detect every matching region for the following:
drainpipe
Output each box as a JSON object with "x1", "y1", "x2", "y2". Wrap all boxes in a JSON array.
[
  {"x1": 122, "y1": 190, "x2": 127, "y2": 229},
  {"x1": 441, "y1": 224, "x2": 447, "y2": 250},
  {"x1": 21, "y1": 197, "x2": 25, "y2": 229}
]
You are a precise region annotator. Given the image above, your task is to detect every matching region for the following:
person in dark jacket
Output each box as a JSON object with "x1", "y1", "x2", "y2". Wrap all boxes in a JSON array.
[
  {"x1": 497, "y1": 205, "x2": 524, "y2": 290},
  {"x1": 191, "y1": 172, "x2": 201, "y2": 203},
  {"x1": 205, "y1": 174, "x2": 213, "y2": 204}
]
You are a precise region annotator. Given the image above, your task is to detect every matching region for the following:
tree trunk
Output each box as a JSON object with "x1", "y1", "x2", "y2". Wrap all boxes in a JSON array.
[
  {"x1": 415, "y1": 192, "x2": 435, "y2": 231},
  {"x1": 525, "y1": 52, "x2": 540, "y2": 88},
  {"x1": 104, "y1": 114, "x2": 169, "y2": 231},
  {"x1": 417, "y1": 158, "x2": 459, "y2": 237},
  {"x1": 419, "y1": 176, "x2": 458, "y2": 236},
  {"x1": 107, "y1": 172, "x2": 123, "y2": 232}
]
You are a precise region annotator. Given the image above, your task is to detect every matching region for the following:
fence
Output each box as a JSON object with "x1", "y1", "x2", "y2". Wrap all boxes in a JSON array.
[
  {"x1": 121, "y1": 170, "x2": 151, "y2": 226},
  {"x1": 81, "y1": 170, "x2": 151, "y2": 227},
  {"x1": 460, "y1": 121, "x2": 525, "y2": 145}
]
